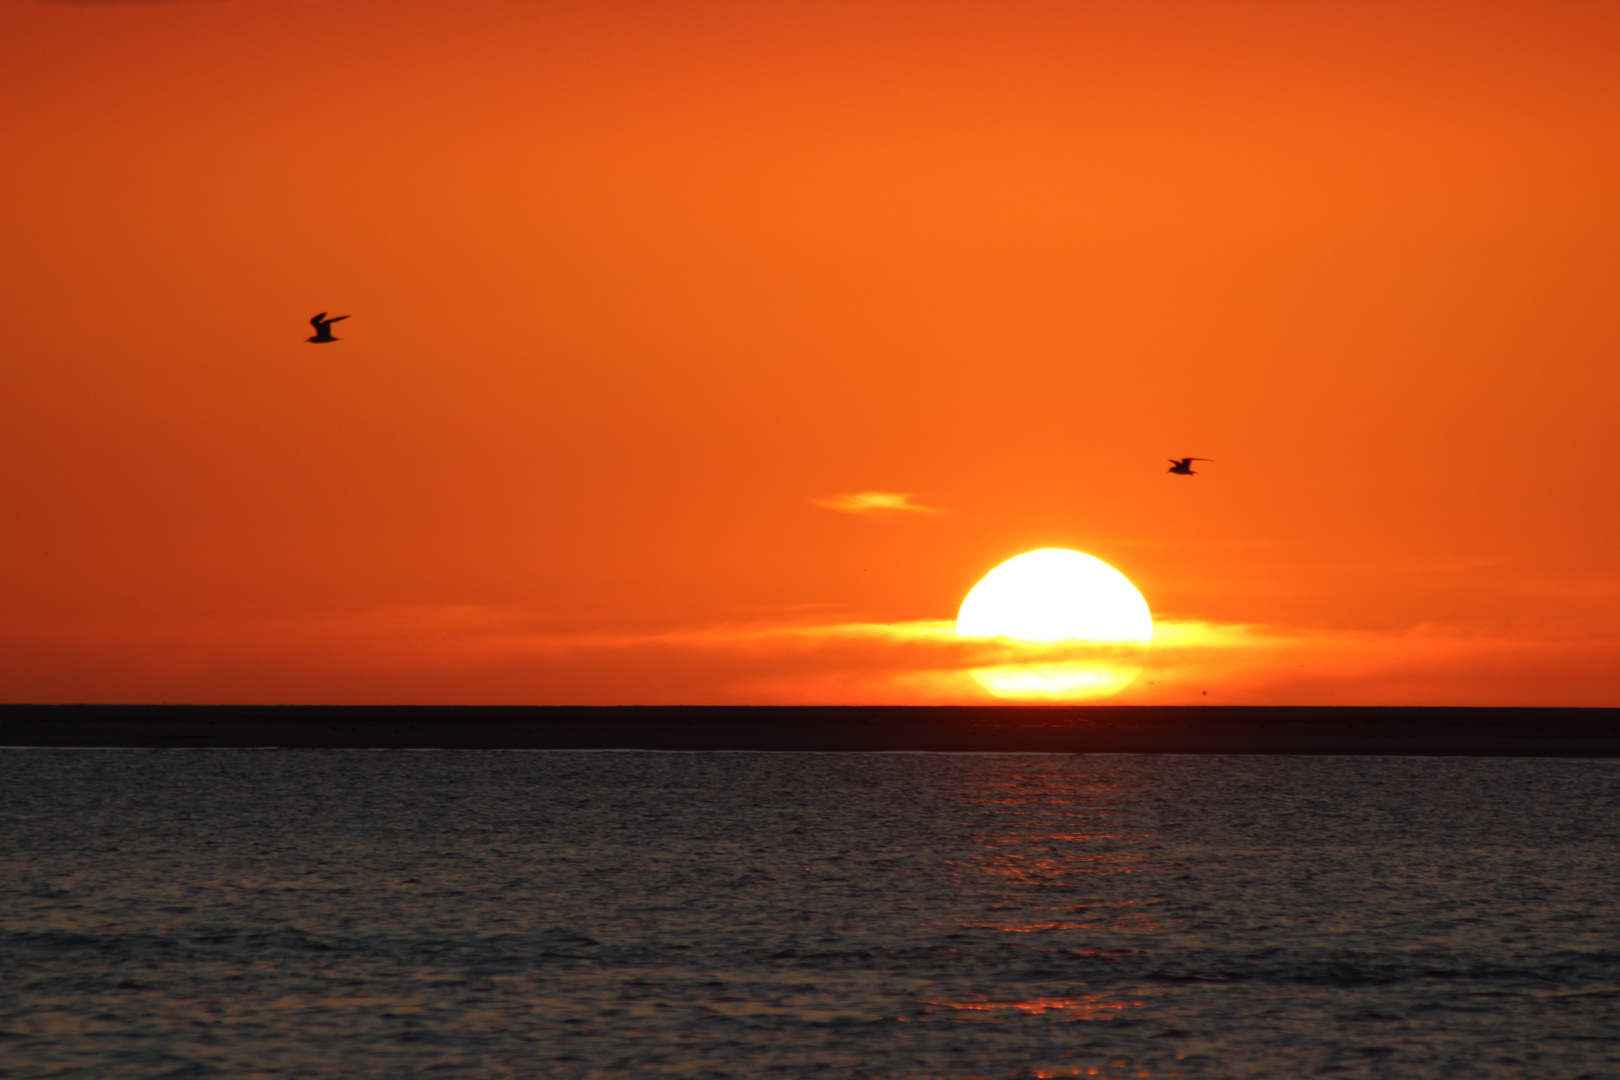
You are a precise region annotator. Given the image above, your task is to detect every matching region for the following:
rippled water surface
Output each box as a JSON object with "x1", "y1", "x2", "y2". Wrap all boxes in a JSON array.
[{"x1": 2, "y1": 751, "x2": 1618, "y2": 1078}]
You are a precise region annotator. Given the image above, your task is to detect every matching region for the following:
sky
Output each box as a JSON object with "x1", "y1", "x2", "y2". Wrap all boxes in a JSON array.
[{"x1": 3, "y1": 0, "x2": 1619, "y2": 705}]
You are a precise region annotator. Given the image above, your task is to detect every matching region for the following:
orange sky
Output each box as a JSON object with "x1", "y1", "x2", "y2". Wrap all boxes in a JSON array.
[{"x1": 3, "y1": 0, "x2": 1619, "y2": 705}]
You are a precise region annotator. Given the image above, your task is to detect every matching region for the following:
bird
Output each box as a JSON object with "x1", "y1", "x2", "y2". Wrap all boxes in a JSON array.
[
  {"x1": 307, "y1": 313, "x2": 349, "y2": 344},
  {"x1": 1168, "y1": 458, "x2": 1212, "y2": 475}
]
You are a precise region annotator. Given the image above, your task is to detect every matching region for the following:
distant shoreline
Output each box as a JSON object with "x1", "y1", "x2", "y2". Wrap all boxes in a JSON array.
[{"x1": 2, "y1": 705, "x2": 1618, "y2": 756}]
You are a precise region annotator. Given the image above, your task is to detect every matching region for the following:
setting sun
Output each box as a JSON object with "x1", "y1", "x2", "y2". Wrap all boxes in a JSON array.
[{"x1": 957, "y1": 550, "x2": 1153, "y2": 700}]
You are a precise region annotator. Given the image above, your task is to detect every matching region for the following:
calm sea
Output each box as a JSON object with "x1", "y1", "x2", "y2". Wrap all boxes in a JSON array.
[{"x1": 2, "y1": 751, "x2": 1617, "y2": 1078}]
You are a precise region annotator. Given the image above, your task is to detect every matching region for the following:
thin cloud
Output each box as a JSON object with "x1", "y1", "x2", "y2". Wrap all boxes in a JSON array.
[
  {"x1": 2, "y1": 606, "x2": 1617, "y2": 706},
  {"x1": 1117, "y1": 619, "x2": 1620, "y2": 706},
  {"x1": 811, "y1": 491, "x2": 942, "y2": 516}
]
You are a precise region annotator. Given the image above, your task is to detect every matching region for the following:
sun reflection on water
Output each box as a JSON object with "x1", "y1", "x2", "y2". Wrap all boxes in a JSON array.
[
  {"x1": 950, "y1": 761, "x2": 1166, "y2": 936},
  {"x1": 923, "y1": 758, "x2": 1172, "y2": 1073},
  {"x1": 924, "y1": 994, "x2": 1145, "y2": 1021}
]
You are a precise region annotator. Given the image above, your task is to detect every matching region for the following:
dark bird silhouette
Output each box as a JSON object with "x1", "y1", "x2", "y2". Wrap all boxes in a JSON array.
[
  {"x1": 307, "y1": 313, "x2": 349, "y2": 344},
  {"x1": 1168, "y1": 457, "x2": 1212, "y2": 475}
]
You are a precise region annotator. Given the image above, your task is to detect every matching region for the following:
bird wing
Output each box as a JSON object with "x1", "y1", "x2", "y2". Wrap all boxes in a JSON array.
[
  {"x1": 327, "y1": 315, "x2": 349, "y2": 324},
  {"x1": 310, "y1": 313, "x2": 327, "y2": 330}
]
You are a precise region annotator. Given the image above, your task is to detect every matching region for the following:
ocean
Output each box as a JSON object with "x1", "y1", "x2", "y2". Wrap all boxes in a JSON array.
[{"x1": 2, "y1": 750, "x2": 1617, "y2": 1078}]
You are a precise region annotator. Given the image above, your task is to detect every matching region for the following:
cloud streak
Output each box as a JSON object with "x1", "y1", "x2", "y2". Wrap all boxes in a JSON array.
[
  {"x1": 3, "y1": 606, "x2": 1618, "y2": 706},
  {"x1": 810, "y1": 491, "x2": 942, "y2": 516},
  {"x1": 1119, "y1": 620, "x2": 1620, "y2": 706}
]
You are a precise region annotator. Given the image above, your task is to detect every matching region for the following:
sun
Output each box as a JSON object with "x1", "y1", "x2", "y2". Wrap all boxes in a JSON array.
[{"x1": 956, "y1": 549, "x2": 1153, "y2": 700}]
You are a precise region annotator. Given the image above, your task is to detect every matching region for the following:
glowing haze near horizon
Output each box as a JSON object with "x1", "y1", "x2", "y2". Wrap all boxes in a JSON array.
[{"x1": 3, "y1": 0, "x2": 1619, "y2": 706}]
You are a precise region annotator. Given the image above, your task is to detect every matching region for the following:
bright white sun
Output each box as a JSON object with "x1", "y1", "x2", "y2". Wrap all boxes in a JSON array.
[{"x1": 956, "y1": 549, "x2": 1153, "y2": 700}]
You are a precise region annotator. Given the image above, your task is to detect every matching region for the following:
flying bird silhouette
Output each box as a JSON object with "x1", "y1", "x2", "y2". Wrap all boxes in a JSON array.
[
  {"x1": 1168, "y1": 458, "x2": 1212, "y2": 475},
  {"x1": 307, "y1": 313, "x2": 349, "y2": 344}
]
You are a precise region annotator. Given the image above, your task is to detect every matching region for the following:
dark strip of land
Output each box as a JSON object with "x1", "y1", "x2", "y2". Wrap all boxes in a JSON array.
[{"x1": 2, "y1": 705, "x2": 1618, "y2": 755}]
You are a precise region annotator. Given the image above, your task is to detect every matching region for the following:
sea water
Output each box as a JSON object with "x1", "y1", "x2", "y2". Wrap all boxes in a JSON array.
[{"x1": 1, "y1": 750, "x2": 1616, "y2": 1078}]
